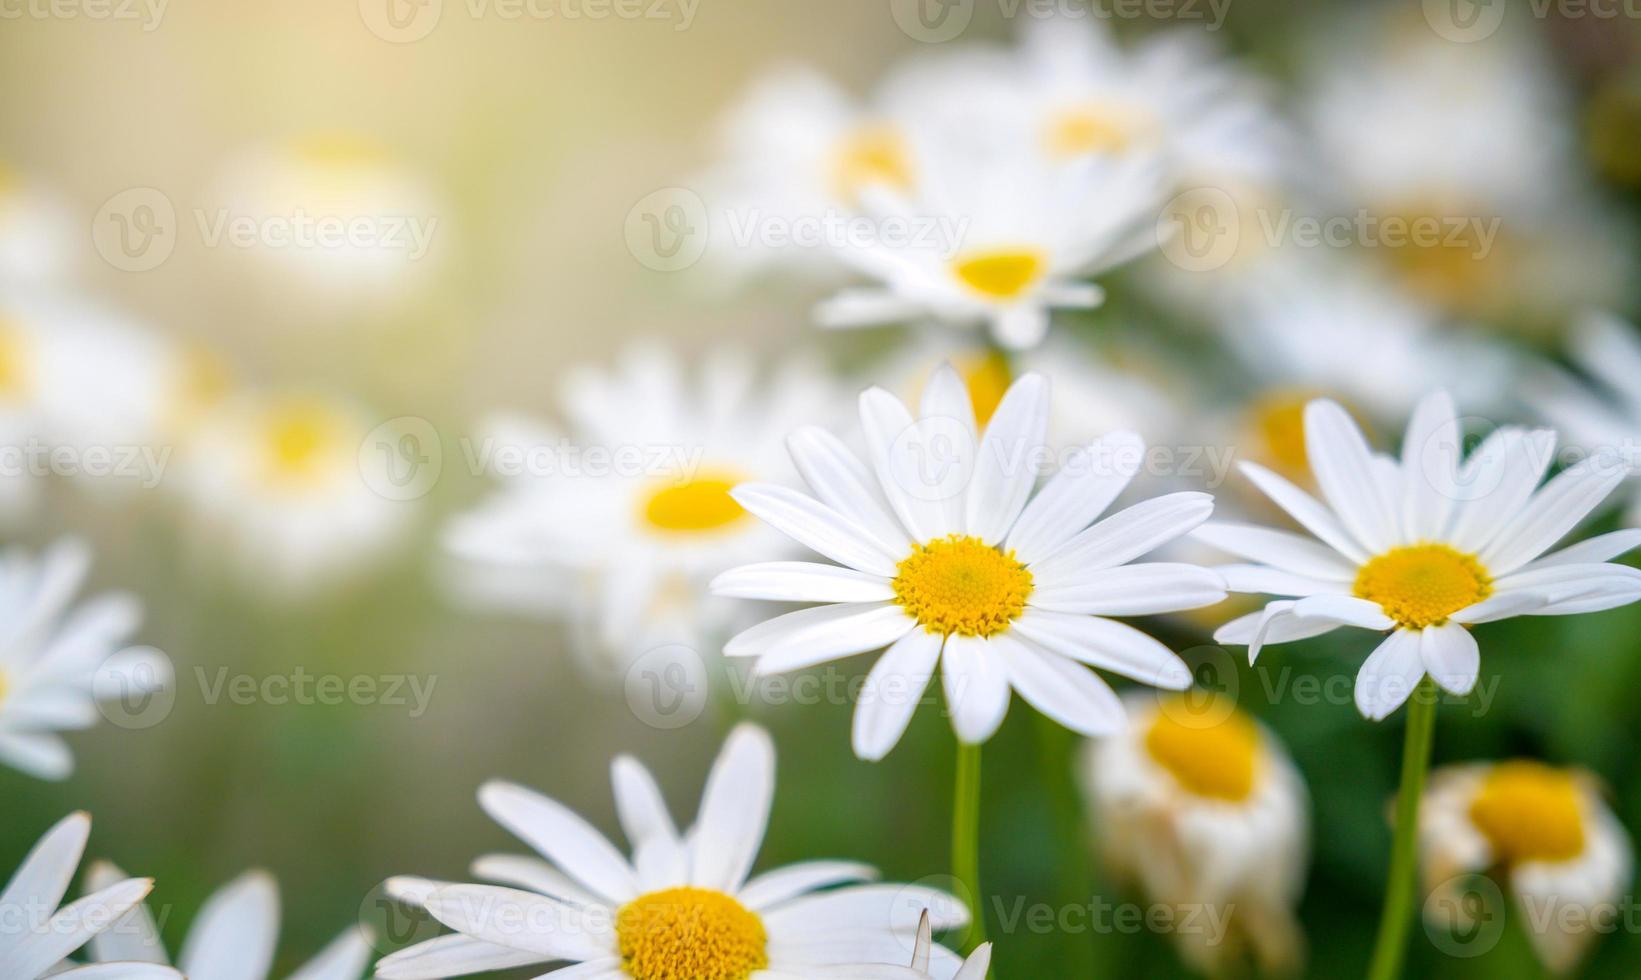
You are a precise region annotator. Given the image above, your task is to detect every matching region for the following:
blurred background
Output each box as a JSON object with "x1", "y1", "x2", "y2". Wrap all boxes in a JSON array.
[{"x1": 2, "y1": 0, "x2": 1641, "y2": 975}]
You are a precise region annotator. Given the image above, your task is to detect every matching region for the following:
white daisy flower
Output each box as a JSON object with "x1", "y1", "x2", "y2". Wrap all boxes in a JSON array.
[
  {"x1": 0, "y1": 164, "x2": 74, "y2": 286},
  {"x1": 1419, "y1": 761, "x2": 1631, "y2": 975},
  {"x1": 445, "y1": 343, "x2": 844, "y2": 672},
  {"x1": 377, "y1": 723, "x2": 969, "y2": 980},
  {"x1": 1081, "y1": 694, "x2": 1308, "y2": 976},
  {"x1": 704, "y1": 66, "x2": 919, "y2": 280},
  {"x1": 1, "y1": 812, "x2": 178, "y2": 979},
  {"x1": 711, "y1": 365, "x2": 1224, "y2": 759},
  {"x1": 815, "y1": 144, "x2": 1166, "y2": 350},
  {"x1": 1201, "y1": 390, "x2": 1641, "y2": 720},
  {"x1": 909, "y1": 910, "x2": 989, "y2": 980},
  {"x1": 175, "y1": 391, "x2": 413, "y2": 599},
  {"x1": 83, "y1": 866, "x2": 373, "y2": 980},
  {"x1": 1526, "y1": 312, "x2": 1641, "y2": 526},
  {"x1": 0, "y1": 538, "x2": 171, "y2": 780}
]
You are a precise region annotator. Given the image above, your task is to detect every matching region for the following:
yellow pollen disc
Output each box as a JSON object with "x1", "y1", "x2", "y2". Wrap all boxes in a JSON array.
[
  {"x1": 1469, "y1": 761, "x2": 1587, "y2": 865},
  {"x1": 956, "y1": 350, "x2": 1012, "y2": 428},
  {"x1": 1354, "y1": 544, "x2": 1492, "y2": 629},
  {"x1": 261, "y1": 401, "x2": 346, "y2": 485},
  {"x1": 1377, "y1": 201, "x2": 1511, "y2": 315},
  {"x1": 893, "y1": 535, "x2": 1032, "y2": 637},
  {"x1": 641, "y1": 472, "x2": 749, "y2": 535},
  {"x1": 0, "y1": 320, "x2": 31, "y2": 400},
  {"x1": 1144, "y1": 699, "x2": 1263, "y2": 802},
  {"x1": 951, "y1": 248, "x2": 1047, "y2": 302},
  {"x1": 1043, "y1": 103, "x2": 1152, "y2": 158},
  {"x1": 830, "y1": 124, "x2": 914, "y2": 204},
  {"x1": 617, "y1": 887, "x2": 769, "y2": 980}
]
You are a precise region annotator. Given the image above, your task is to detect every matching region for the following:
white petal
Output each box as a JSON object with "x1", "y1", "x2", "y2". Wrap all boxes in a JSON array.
[
  {"x1": 1192, "y1": 522, "x2": 1357, "y2": 581},
  {"x1": 1214, "y1": 564, "x2": 1343, "y2": 597},
  {"x1": 2, "y1": 877, "x2": 154, "y2": 979},
  {"x1": 1355, "y1": 629, "x2": 1426, "y2": 721},
  {"x1": 1001, "y1": 639, "x2": 1126, "y2": 737},
  {"x1": 1450, "y1": 590, "x2": 1553, "y2": 624},
  {"x1": 1420, "y1": 624, "x2": 1479, "y2": 696},
  {"x1": 1518, "y1": 529, "x2": 1641, "y2": 569},
  {"x1": 477, "y1": 782, "x2": 639, "y2": 904},
  {"x1": 1029, "y1": 563, "x2": 1226, "y2": 616},
  {"x1": 1011, "y1": 611, "x2": 1191, "y2": 688},
  {"x1": 851, "y1": 629, "x2": 942, "y2": 762},
  {"x1": 1447, "y1": 429, "x2": 1556, "y2": 554},
  {"x1": 374, "y1": 934, "x2": 547, "y2": 979},
  {"x1": 941, "y1": 634, "x2": 1011, "y2": 744},
  {"x1": 786, "y1": 426, "x2": 913, "y2": 557},
  {"x1": 738, "y1": 862, "x2": 878, "y2": 912},
  {"x1": 1027, "y1": 491, "x2": 1213, "y2": 581},
  {"x1": 610, "y1": 756, "x2": 678, "y2": 854},
  {"x1": 1400, "y1": 391, "x2": 1461, "y2": 542},
  {"x1": 731, "y1": 484, "x2": 902, "y2": 577},
  {"x1": 753, "y1": 604, "x2": 916, "y2": 676},
  {"x1": 725, "y1": 604, "x2": 888, "y2": 659},
  {"x1": 1004, "y1": 432, "x2": 1145, "y2": 565},
  {"x1": 965, "y1": 373, "x2": 1049, "y2": 543},
  {"x1": 1480, "y1": 458, "x2": 1631, "y2": 574},
  {"x1": 1306, "y1": 399, "x2": 1398, "y2": 554},
  {"x1": 991, "y1": 304, "x2": 1051, "y2": 350},
  {"x1": 712, "y1": 563, "x2": 895, "y2": 603},
  {"x1": 1290, "y1": 595, "x2": 1395, "y2": 630},
  {"x1": 0, "y1": 812, "x2": 90, "y2": 930},
  {"x1": 421, "y1": 885, "x2": 612, "y2": 961},
  {"x1": 286, "y1": 928, "x2": 375, "y2": 980},
  {"x1": 1237, "y1": 462, "x2": 1369, "y2": 564},
  {"x1": 859, "y1": 386, "x2": 969, "y2": 543},
  {"x1": 1213, "y1": 601, "x2": 1341, "y2": 664},
  {"x1": 177, "y1": 872, "x2": 279, "y2": 980},
  {"x1": 919, "y1": 363, "x2": 977, "y2": 440},
  {"x1": 689, "y1": 724, "x2": 775, "y2": 894}
]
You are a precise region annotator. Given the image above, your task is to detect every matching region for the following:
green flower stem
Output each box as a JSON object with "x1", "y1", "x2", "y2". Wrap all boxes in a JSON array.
[
  {"x1": 953, "y1": 739, "x2": 989, "y2": 956},
  {"x1": 1367, "y1": 677, "x2": 1439, "y2": 980}
]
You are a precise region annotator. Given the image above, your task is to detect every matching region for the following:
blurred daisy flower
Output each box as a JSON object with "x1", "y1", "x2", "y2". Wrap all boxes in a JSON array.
[
  {"x1": 176, "y1": 391, "x2": 413, "y2": 599},
  {"x1": 213, "y1": 135, "x2": 444, "y2": 318},
  {"x1": 1302, "y1": 16, "x2": 1632, "y2": 327},
  {"x1": 1201, "y1": 391, "x2": 1641, "y2": 720},
  {"x1": 815, "y1": 142, "x2": 1165, "y2": 350},
  {"x1": 712, "y1": 365, "x2": 1225, "y2": 759},
  {"x1": 1083, "y1": 694, "x2": 1308, "y2": 976},
  {"x1": 1, "y1": 812, "x2": 178, "y2": 979},
  {"x1": 83, "y1": 866, "x2": 372, "y2": 980},
  {"x1": 446, "y1": 343, "x2": 843, "y2": 673},
  {"x1": 0, "y1": 539, "x2": 171, "y2": 780},
  {"x1": 378, "y1": 723, "x2": 969, "y2": 979},
  {"x1": 1420, "y1": 761, "x2": 1631, "y2": 974},
  {"x1": 0, "y1": 163, "x2": 74, "y2": 286},
  {"x1": 1527, "y1": 312, "x2": 1641, "y2": 525}
]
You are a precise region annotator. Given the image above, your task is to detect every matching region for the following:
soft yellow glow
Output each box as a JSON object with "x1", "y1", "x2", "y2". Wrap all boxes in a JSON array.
[
  {"x1": 1378, "y1": 202, "x2": 1511, "y2": 316},
  {"x1": 1043, "y1": 102, "x2": 1153, "y2": 158},
  {"x1": 1355, "y1": 544, "x2": 1492, "y2": 629},
  {"x1": 1145, "y1": 699, "x2": 1263, "y2": 802},
  {"x1": 260, "y1": 400, "x2": 347, "y2": 485},
  {"x1": 956, "y1": 350, "x2": 1012, "y2": 428},
  {"x1": 1469, "y1": 761, "x2": 1587, "y2": 865},
  {"x1": 951, "y1": 248, "x2": 1047, "y2": 301},
  {"x1": 830, "y1": 124, "x2": 914, "y2": 204},
  {"x1": 894, "y1": 535, "x2": 1033, "y2": 637},
  {"x1": 292, "y1": 133, "x2": 390, "y2": 171},
  {"x1": 641, "y1": 473, "x2": 750, "y2": 534},
  {"x1": 1245, "y1": 389, "x2": 1319, "y2": 482},
  {"x1": 0, "y1": 161, "x2": 16, "y2": 199},
  {"x1": 617, "y1": 887, "x2": 769, "y2": 980},
  {"x1": 0, "y1": 320, "x2": 32, "y2": 400}
]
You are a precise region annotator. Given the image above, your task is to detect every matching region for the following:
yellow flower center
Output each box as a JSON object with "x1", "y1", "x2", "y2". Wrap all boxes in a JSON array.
[
  {"x1": 1144, "y1": 698, "x2": 1263, "y2": 802},
  {"x1": 893, "y1": 535, "x2": 1033, "y2": 637},
  {"x1": 830, "y1": 124, "x2": 914, "y2": 205},
  {"x1": 1376, "y1": 201, "x2": 1512, "y2": 316},
  {"x1": 1354, "y1": 544, "x2": 1492, "y2": 630},
  {"x1": 1469, "y1": 762, "x2": 1587, "y2": 865},
  {"x1": 951, "y1": 248, "x2": 1047, "y2": 302},
  {"x1": 641, "y1": 471, "x2": 750, "y2": 535},
  {"x1": 261, "y1": 400, "x2": 347, "y2": 486},
  {"x1": 0, "y1": 319, "x2": 31, "y2": 400},
  {"x1": 617, "y1": 887, "x2": 769, "y2": 980},
  {"x1": 1043, "y1": 102, "x2": 1154, "y2": 159},
  {"x1": 956, "y1": 350, "x2": 1012, "y2": 428}
]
